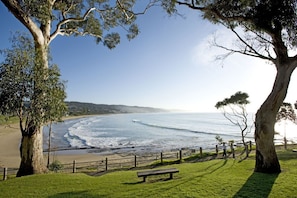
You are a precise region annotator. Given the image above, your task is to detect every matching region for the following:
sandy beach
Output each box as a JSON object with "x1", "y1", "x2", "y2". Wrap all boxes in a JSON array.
[{"x1": 0, "y1": 116, "x2": 115, "y2": 168}]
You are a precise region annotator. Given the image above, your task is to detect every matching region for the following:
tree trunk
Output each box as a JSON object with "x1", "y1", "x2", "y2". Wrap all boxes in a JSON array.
[
  {"x1": 17, "y1": 126, "x2": 47, "y2": 177},
  {"x1": 255, "y1": 110, "x2": 280, "y2": 173},
  {"x1": 254, "y1": 62, "x2": 295, "y2": 173},
  {"x1": 17, "y1": 43, "x2": 49, "y2": 177},
  {"x1": 1, "y1": 0, "x2": 52, "y2": 177}
]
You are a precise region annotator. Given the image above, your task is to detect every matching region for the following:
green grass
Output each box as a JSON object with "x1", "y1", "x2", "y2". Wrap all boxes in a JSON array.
[
  {"x1": 1, "y1": 150, "x2": 297, "y2": 197},
  {"x1": 0, "y1": 115, "x2": 18, "y2": 125}
]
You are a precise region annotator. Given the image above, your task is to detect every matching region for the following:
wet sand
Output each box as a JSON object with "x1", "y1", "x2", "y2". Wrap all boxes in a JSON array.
[{"x1": 0, "y1": 116, "x2": 116, "y2": 168}]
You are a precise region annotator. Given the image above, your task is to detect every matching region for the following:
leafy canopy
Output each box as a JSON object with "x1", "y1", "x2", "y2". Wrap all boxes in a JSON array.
[
  {"x1": 276, "y1": 102, "x2": 296, "y2": 123},
  {"x1": 162, "y1": 0, "x2": 297, "y2": 62},
  {"x1": 215, "y1": 91, "x2": 250, "y2": 109},
  {"x1": 2, "y1": 0, "x2": 156, "y2": 49},
  {"x1": 215, "y1": 91, "x2": 251, "y2": 144},
  {"x1": 0, "y1": 32, "x2": 67, "y2": 132}
]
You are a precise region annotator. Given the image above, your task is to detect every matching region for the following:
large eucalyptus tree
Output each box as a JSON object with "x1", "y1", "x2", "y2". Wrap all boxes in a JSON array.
[
  {"x1": 1, "y1": 0, "x2": 154, "y2": 176},
  {"x1": 0, "y1": 33, "x2": 67, "y2": 176},
  {"x1": 163, "y1": 0, "x2": 297, "y2": 173}
]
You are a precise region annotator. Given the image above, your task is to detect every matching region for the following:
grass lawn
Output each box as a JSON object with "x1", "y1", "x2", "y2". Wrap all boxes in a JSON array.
[{"x1": 1, "y1": 150, "x2": 297, "y2": 198}]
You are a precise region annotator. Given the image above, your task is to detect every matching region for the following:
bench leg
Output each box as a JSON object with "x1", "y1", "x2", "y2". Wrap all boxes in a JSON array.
[
  {"x1": 143, "y1": 176, "x2": 146, "y2": 182},
  {"x1": 169, "y1": 173, "x2": 173, "y2": 179}
]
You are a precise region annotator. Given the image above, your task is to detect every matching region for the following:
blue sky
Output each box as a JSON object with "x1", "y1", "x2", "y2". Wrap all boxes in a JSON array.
[{"x1": 1, "y1": 3, "x2": 296, "y2": 112}]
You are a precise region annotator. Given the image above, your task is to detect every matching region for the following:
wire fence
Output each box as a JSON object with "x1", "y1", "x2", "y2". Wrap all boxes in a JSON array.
[
  {"x1": 2, "y1": 136, "x2": 297, "y2": 181},
  {"x1": 52, "y1": 149, "x2": 198, "y2": 174},
  {"x1": 1, "y1": 142, "x2": 255, "y2": 180}
]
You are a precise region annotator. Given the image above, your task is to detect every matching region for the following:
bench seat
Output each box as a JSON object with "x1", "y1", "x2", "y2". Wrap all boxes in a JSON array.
[{"x1": 137, "y1": 168, "x2": 179, "y2": 182}]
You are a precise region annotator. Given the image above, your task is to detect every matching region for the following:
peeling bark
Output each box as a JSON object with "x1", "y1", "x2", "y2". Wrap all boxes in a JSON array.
[
  {"x1": 254, "y1": 62, "x2": 295, "y2": 173},
  {"x1": 17, "y1": 126, "x2": 47, "y2": 177},
  {"x1": 255, "y1": 111, "x2": 280, "y2": 173}
]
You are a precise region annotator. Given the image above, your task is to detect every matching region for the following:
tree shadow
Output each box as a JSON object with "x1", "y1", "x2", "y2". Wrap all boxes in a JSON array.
[
  {"x1": 125, "y1": 159, "x2": 230, "y2": 185},
  {"x1": 233, "y1": 172, "x2": 279, "y2": 198},
  {"x1": 48, "y1": 190, "x2": 105, "y2": 198}
]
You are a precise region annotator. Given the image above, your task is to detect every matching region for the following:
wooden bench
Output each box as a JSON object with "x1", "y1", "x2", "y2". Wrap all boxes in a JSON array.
[{"x1": 137, "y1": 168, "x2": 179, "y2": 182}]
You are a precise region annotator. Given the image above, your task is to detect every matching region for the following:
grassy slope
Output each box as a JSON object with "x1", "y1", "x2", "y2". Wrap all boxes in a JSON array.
[{"x1": 1, "y1": 151, "x2": 297, "y2": 198}]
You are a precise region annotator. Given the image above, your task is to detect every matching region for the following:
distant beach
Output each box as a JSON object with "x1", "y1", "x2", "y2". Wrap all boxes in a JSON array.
[
  {"x1": 43, "y1": 113, "x2": 255, "y2": 154},
  {"x1": 0, "y1": 115, "x2": 116, "y2": 168},
  {"x1": 1, "y1": 113, "x2": 296, "y2": 168}
]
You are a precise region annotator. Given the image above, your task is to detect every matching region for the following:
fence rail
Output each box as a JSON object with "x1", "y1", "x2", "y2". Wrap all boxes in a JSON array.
[
  {"x1": 1, "y1": 141, "x2": 257, "y2": 181},
  {"x1": 2, "y1": 138, "x2": 296, "y2": 181}
]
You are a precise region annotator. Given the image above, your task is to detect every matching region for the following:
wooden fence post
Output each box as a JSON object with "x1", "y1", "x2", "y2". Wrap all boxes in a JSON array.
[
  {"x1": 284, "y1": 137, "x2": 287, "y2": 150},
  {"x1": 161, "y1": 152, "x2": 163, "y2": 164},
  {"x1": 134, "y1": 155, "x2": 137, "y2": 168},
  {"x1": 249, "y1": 141, "x2": 252, "y2": 151},
  {"x1": 72, "y1": 160, "x2": 76, "y2": 173},
  {"x1": 3, "y1": 167, "x2": 7, "y2": 181},
  {"x1": 216, "y1": 145, "x2": 218, "y2": 155},
  {"x1": 179, "y1": 150, "x2": 182, "y2": 162},
  {"x1": 245, "y1": 144, "x2": 249, "y2": 157},
  {"x1": 105, "y1": 157, "x2": 108, "y2": 171},
  {"x1": 200, "y1": 147, "x2": 203, "y2": 158}
]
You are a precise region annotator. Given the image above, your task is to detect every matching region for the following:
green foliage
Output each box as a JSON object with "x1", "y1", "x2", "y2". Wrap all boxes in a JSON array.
[
  {"x1": 276, "y1": 102, "x2": 296, "y2": 123},
  {"x1": 1, "y1": 150, "x2": 297, "y2": 197},
  {"x1": 215, "y1": 135, "x2": 223, "y2": 144},
  {"x1": 5, "y1": 0, "x2": 142, "y2": 49},
  {"x1": 0, "y1": 115, "x2": 18, "y2": 125},
  {"x1": 48, "y1": 160, "x2": 64, "y2": 172},
  {"x1": 21, "y1": 0, "x2": 52, "y2": 24},
  {"x1": 215, "y1": 91, "x2": 249, "y2": 109},
  {"x1": 215, "y1": 91, "x2": 251, "y2": 145},
  {"x1": 0, "y1": 33, "x2": 67, "y2": 130},
  {"x1": 175, "y1": 0, "x2": 297, "y2": 46},
  {"x1": 161, "y1": 0, "x2": 178, "y2": 15},
  {"x1": 66, "y1": 101, "x2": 166, "y2": 116},
  {"x1": 0, "y1": 33, "x2": 34, "y2": 116}
]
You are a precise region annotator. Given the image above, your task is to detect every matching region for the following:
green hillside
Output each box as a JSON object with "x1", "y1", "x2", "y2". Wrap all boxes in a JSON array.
[
  {"x1": 1, "y1": 150, "x2": 297, "y2": 197},
  {"x1": 66, "y1": 101, "x2": 167, "y2": 116}
]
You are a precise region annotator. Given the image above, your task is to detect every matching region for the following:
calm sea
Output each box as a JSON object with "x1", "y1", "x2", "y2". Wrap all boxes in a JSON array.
[
  {"x1": 44, "y1": 113, "x2": 253, "y2": 153},
  {"x1": 43, "y1": 112, "x2": 295, "y2": 154}
]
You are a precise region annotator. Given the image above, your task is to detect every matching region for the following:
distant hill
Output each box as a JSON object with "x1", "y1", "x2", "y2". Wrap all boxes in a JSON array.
[{"x1": 66, "y1": 101, "x2": 167, "y2": 116}]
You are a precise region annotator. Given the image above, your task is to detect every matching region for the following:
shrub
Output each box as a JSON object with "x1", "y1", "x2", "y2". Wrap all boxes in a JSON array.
[{"x1": 49, "y1": 160, "x2": 64, "y2": 172}]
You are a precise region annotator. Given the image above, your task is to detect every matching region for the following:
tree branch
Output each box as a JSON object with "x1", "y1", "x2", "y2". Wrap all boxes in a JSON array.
[
  {"x1": 50, "y1": 7, "x2": 96, "y2": 43},
  {"x1": 1, "y1": 0, "x2": 44, "y2": 44},
  {"x1": 212, "y1": 27, "x2": 274, "y2": 62},
  {"x1": 176, "y1": 1, "x2": 253, "y2": 24}
]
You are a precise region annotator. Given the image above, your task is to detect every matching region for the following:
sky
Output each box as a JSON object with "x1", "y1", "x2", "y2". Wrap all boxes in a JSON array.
[{"x1": 1, "y1": 2, "x2": 296, "y2": 113}]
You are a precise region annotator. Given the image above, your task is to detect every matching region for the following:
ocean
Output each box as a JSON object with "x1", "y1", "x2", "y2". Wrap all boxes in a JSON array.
[{"x1": 42, "y1": 112, "x2": 296, "y2": 155}]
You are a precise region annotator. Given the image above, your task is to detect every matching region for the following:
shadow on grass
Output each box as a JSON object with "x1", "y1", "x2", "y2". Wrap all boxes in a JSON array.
[
  {"x1": 233, "y1": 172, "x2": 279, "y2": 198},
  {"x1": 277, "y1": 149, "x2": 297, "y2": 161},
  {"x1": 125, "y1": 159, "x2": 230, "y2": 185},
  {"x1": 48, "y1": 190, "x2": 104, "y2": 198}
]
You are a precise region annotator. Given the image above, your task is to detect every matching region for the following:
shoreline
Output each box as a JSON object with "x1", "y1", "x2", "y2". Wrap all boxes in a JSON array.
[
  {"x1": 0, "y1": 115, "x2": 170, "y2": 168},
  {"x1": 1, "y1": 115, "x2": 293, "y2": 169},
  {"x1": 0, "y1": 115, "x2": 103, "y2": 168}
]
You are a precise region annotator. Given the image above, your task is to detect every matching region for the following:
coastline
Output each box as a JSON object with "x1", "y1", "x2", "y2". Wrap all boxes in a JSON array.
[
  {"x1": 1, "y1": 113, "x2": 290, "y2": 169},
  {"x1": 0, "y1": 115, "x2": 107, "y2": 168}
]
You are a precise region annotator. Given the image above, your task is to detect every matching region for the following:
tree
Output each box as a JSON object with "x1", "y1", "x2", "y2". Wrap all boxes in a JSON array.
[
  {"x1": 276, "y1": 102, "x2": 296, "y2": 149},
  {"x1": 276, "y1": 102, "x2": 296, "y2": 123},
  {"x1": 162, "y1": 0, "x2": 297, "y2": 173},
  {"x1": 0, "y1": 33, "x2": 67, "y2": 176},
  {"x1": 215, "y1": 91, "x2": 251, "y2": 146},
  {"x1": 0, "y1": 0, "x2": 153, "y2": 176}
]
